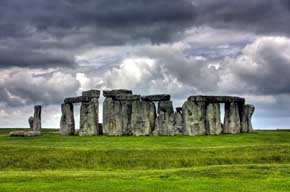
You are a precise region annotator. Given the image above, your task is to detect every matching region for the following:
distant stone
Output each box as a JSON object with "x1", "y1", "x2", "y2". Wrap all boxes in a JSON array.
[
  {"x1": 206, "y1": 103, "x2": 222, "y2": 135},
  {"x1": 241, "y1": 104, "x2": 255, "y2": 133},
  {"x1": 224, "y1": 102, "x2": 241, "y2": 134},
  {"x1": 103, "y1": 89, "x2": 133, "y2": 97},
  {"x1": 28, "y1": 116, "x2": 34, "y2": 129},
  {"x1": 182, "y1": 100, "x2": 207, "y2": 136},
  {"x1": 82, "y1": 90, "x2": 100, "y2": 98},
  {"x1": 64, "y1": 96, "x2": 91, "y2": 104},
  {"x1": 113, "y1": 94, "x2": 140, "y2": 101},
  {"x1": 188, "y1": 95, "x2": 245, "y2": 104},
  {"x1": 141, "y1": 95, "x2": 170, "y2": 101},
  {"x1": 9, "y1": 131, "x2": 41, "y2": 137},
  {"x1": 60, "y1": 103, "x2": 75, "y2": 136},
  {"x1": 32, "y1": 105, "x2": 41, "y2": 131}
]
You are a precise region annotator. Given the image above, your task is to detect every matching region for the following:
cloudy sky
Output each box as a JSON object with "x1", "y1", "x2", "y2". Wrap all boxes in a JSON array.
[{"x1": 1, "y1": 0, "x2": 290, "y2": 129}]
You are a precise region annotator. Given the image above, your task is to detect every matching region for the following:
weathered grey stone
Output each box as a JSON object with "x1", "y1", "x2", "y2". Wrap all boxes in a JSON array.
[
  {"x1": 131, "y1": 100, "x2": 156, "y2": 136},
  {"x1": 28, "y1": 116, "x2": 34, "y2": 129},
  {"x1": 206, "y1": 103, "x2": 222, "y2": 135},
  {"x1": 141, "y1": 95, "x2": 171, "y2": 101},
  {"x1": 32, "y1": 105, "x2": 41, "y2": 131},
  {"x1": 188, "y1": 95, "x2": 245, "y2": 104},
  {"x1": 224, "y1": 102, "x2": 241, "y2": 134},
  {"x1": 154, "y1": 101, "x2": 174, "y2": 136},
  {"x1": 168, "y1": 110, "x2": 184, "y2": 136},
  {"x1": 64, "y1": 96, "x2": 91, "y2": 104},
  {"x1": 60, "y1": 103, "x2": 75, "y2": 136},
  {"x1": 241, "y1": 104, "x2": 255, "y2": 133},
  {"x1": 79, "y1": 100, "x2": 98, "y2": 136},
  {"x1": 158, "y1": 100, "x2": 174, "y2": 114},
  {"x1": 103, "y1": 89, "x2": 133, "y2": 97},
  {"x1": 82, "y1": 90, "x2": 100, "y2": 98},
  {"x1": 9, "y1": 131, "x2": 41, "y2": 137},
  {"x1": 102, "y1": 97, "x2": 123, "y2": 136},
  {"x1": 113, "y1": 95, "x2": 140, "y2": 101},
  {"x1": 182, "y1": 100, "x2": 207, "y2": 136}
]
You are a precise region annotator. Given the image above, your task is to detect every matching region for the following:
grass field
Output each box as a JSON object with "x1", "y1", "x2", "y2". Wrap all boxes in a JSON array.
[{"x1": 0, "y1": 129, "x2": 290, "y2": 191}]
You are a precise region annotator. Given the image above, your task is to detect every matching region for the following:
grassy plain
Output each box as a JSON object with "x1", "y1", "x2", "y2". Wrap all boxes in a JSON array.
[{"x1": 0, "y1": 129, "x2": 290, "y2": 191}]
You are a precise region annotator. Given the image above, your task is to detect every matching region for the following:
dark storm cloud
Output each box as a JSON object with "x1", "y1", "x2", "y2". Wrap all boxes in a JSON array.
[{"x1": 194, "y1": 0, "x2": 290, "y2": 36}]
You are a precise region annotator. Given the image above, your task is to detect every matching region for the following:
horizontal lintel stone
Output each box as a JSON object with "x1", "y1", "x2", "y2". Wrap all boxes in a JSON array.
[
  {"x1": 113, "y1": 94, "x2": 141, "y2": 101},
  {"x1": 64, "y1": 96, "x2": 91, "y2": 104},
  {"x1": 82, "y1": 90, "x2": 100, "y2": 98},
  {"x1": 141, "y1": 94, "x2": 171, "y2": 101},
  {"x1": 188, "y1": 95, "x2": 245, "y2": 103},
  {"x1": 103, "y1": 89, "x2": 133, "y2": 97}
]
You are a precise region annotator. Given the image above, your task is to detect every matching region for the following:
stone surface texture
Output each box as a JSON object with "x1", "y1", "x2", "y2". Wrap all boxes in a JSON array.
[
  {"x1": 241, "y1": 104, "x2": 255, "y2": 133},
  {"x1": 224, "y1": 102, "x2": 241, "y2": 134},
  {"x1": 9, "y1": 131, "x2": 41, "y2": 137},
  {"x1": 206, "y1": 103, "x2": 222, "y2": 135},
  {"x1": 28, "y1": 116, "x2": 34, "y2": 129},
  {"x1": 79, "y1": 100, "x2": 98, "y2": 136},
  {"x1": 32, "y1": 105, "x2": 41, "y2": 131},
  {"x1": 60, "y1": 103, "x2": 75, "y2": 136}
]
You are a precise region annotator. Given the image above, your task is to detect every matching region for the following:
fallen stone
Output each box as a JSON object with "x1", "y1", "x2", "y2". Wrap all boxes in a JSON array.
[
  {"x1": 131, "y1": 100, "x2": 156, "y2": 136},
  {"x1": 9, "y1": 131, "x2": 41, "y2": 137},
  {"x1": 141, "y1": 95, "x2": 171, "y2": 101},
  {"x1": 224, "y1": 102, "x2": 241, "y2": 134},
  {"x1": 79, "y1": 100, "x2": 98, "y2": 136},
  {"x1": 60, "y1": 103, "x2": 75, "y2": 136},
  {"x1": 82, "y1": 90, "x2": 100, "y2": 98},
  {"x1": 28, "y1": 116, "x2": 34, "y2": 129},
  {"x1": 103, "y1": 89, "x2": 133, "y2": 97},
  {"x1": 64, "y1": 96, "x2": 91, "y2": 104},
  {"x1": 32, "y1": 105, "x2": 41, "y2": 131},
  {"x1": 206, "y1": 103, "x2": 222, "y2": 135},
  {"x1": 182, "y1": 100, "x2": 207, "y2": 136},
  {"x1": 241, "y1": 104, "x2": 255, "y2": 133}
]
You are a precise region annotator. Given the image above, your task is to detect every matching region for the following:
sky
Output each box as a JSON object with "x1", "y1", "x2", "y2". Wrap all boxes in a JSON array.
[{"x1": 1, "y1": 0, "x2": 290, "y2": 129}]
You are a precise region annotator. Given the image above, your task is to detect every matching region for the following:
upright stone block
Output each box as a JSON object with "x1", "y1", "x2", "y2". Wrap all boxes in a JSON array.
[
  {"x1": 32, "y1": 105, "x2": 41, "y2": 131},
  {"x1": 28, "y1": 116, "x2": 34, "y2": 129},
  {"x1": 224, "y1": 102, "x2": 241, "y2": 134},
  {"x1": 154, "y1": 101, "x2": 174, "y2": 136},
  {"x1": 131, "y1": 100, "x2": 156, "y2": 136},
  {"x1": 182, "y1": 100, "x2": 207, "y2": 136},
  {"x1": 79, "y1": 100, "x2": 98, "y2": 136},
  {"x1": 241, "y1": 104, "x2": 255, "y2": 133},
  {"x1": 103, "y1": 97, "x2": 123, "y2": 136},
  {"x1": 206, "y1": 103, "x2": 222, "y2": 135},
  {"x1": 60, "y1": 103, "x2": 75, "y2": 136},
  {"x1": 168, "y1": 110, "x2": 184, "y2": 136}
]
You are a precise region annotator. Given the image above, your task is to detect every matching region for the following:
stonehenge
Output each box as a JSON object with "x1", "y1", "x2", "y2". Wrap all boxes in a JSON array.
[
  {"x1": 59, "y1": 90, "x2": 255, "y2": 137},
  {"x1": 28, "y1": 116, "x2": 34, "y2": 129},
  {"x1": 33, "y1": 105, "x2": 42, "y2": 131}
]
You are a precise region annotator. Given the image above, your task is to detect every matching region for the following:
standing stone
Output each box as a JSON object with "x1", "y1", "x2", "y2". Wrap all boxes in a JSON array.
[
  {"x1": 182, "y1": 100, "x2": 207, "y2": 136},
  {"x1": 103, "y1": 97, "x2": 123, "y2": 136},
  {"x1": 154, "y1": 101, "x2": 174, "y2": 136},
  {"x1": 168, "y1": 110, "x2": 184, "y2": 136},
  {"x1": 206, "y1": 103, "x2": 222, "y2": 135},
  {"x1": 79, "y1": 100, "x2": 98, "y2": 136},
  {"x1": 32, "y1": 105, "x2": 41, "y2": 131},
  {"x1": 224, "y1": 102, "x2": 241, "y2": 134},
  {"x1": 28, "y1": 116, "x2": 34, "y2": 129},
  {"x1": 241, "y1": 104, "x2": 255, "y2": 133},
  {"x1": 131, "y1": 100, "x2": 156, "y2": 136},
  {"x1": 60, "y1": 103, "x2": 75, "y2": 136}
]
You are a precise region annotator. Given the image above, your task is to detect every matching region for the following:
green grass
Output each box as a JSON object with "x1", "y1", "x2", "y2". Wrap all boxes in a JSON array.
[{"x1": 0, "y1": 129, "x2": 290, "y2": 191}]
